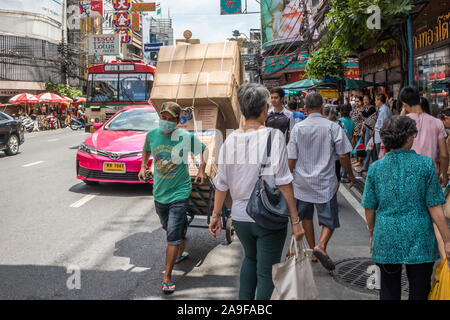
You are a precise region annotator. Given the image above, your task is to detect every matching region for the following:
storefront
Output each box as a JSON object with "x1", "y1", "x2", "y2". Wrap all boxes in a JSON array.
[
  {"x1": 413, "y1": 5, "x2": 450, "y2": 112},
  {"x1": 359, "y1": 42, "x2": 403, "y2": 100}
]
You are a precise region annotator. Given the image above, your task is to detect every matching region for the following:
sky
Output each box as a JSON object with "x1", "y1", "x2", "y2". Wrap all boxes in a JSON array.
[{"x1": 141, "y1": 0, "x2": 261, "y2": 44}]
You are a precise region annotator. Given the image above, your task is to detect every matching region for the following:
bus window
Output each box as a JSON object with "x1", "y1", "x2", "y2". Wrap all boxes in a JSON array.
[
  {"x1": 119, "y1": 73, "x2": 149, "y2": 102},
  {"x1": 88, "y1": 74, "x2": 119, "y2": 102}
]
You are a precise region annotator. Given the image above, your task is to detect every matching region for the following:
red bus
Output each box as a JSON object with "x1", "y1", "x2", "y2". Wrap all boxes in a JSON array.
[{"x1": 86, "y1": 60, "x2": 155, "y2": 125}]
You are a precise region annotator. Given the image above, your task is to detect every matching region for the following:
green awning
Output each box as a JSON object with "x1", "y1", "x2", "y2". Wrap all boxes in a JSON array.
[
  {"x1": 282, "y1": 79, "x2": 323, "y2": 90},
  {"x1": 345, "y1": 79, "x2": 375, "y2": 90}
]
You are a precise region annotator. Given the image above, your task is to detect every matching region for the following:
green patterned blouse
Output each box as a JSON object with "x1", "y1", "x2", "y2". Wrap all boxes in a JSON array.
[{"x1": 361, "y1": 149, "x2": 445, "y2": 264}]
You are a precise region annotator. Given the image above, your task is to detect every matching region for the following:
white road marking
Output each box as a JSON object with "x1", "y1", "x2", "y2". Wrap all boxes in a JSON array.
[
  {"x1": 339, "y1": 185, "x2": 366, "y2": 222},
  {"x1": 22, "y1": 161, "x2": 44, "y2": 167},
  {"x1": 70, "y1": 194, "x2": 97, "y2": 208}
]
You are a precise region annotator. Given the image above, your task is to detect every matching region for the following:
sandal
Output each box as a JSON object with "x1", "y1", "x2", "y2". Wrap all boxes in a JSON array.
[
  {"x1": 313, "y1": 249, "x2": 335, "y2": 271},
  {"x1": 175, "y1": 252, "x2": 189, "y2": 264},
  {"x1": 162, "y1": 282, "x2": 175, "y2": 295}
]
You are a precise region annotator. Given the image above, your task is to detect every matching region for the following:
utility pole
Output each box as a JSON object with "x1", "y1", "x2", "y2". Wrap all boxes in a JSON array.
[{"x1": 62, "y1": 0, "x2": 69, "y2": 85}]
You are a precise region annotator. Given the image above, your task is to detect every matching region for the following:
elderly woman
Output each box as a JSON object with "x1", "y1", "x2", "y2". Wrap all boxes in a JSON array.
[
  {"x1": 209, "y1": 83, "x2": 304, "y2": 300},
  {"x1": 361, "y1": 115, "x2": 450, "y2": 300}
]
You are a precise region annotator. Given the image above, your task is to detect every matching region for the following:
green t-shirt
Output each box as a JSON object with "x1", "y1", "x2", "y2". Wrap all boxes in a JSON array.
[
  {"x1": 339, "y1": 117, "x2": 355, "y2": 143},
  {"x1": 144, "y1": 128, "x2": 205, "y2": 204}
]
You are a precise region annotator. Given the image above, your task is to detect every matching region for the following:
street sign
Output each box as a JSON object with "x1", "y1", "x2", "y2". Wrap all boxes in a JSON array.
[
  {"x1": 113, "y1": 0, "x2": 131, "y2": 11},
  {"x1": 113, "y1": 11, "x2": 131, "y2": 27},
  {"x1": 220, "y1": 0, "x2": 242, "y2": 15},
  {"x1": 131, "y1": 2, "x2": 156, "y2": 12},
  {"x1": 115, "y1": 28, "x2": 132, "y2": 44},
  {"x1": 88, "y1": 34, "x2": 120, "y2": 56},
  {"x1": 144, "y1": 43, "x2": 164, "y2": 52},
  {"x1": 131, "y1": 13, "x2": 140, "y2": 31}
]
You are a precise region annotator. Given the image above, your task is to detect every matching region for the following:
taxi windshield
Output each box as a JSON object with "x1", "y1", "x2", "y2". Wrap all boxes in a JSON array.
[{"x1": 104, "y1": 109, "x2": 159, "y2": 132}]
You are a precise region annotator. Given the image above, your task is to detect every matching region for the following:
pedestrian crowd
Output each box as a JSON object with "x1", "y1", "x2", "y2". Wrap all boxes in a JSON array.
[{"x1": 139, "y1": 83, "x2": 450, "y2": 300}]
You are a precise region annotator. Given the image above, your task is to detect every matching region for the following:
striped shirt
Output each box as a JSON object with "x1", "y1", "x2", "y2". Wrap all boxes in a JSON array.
[{"x1": 287, "y1": 112, "x2": 353, "y2": 203}]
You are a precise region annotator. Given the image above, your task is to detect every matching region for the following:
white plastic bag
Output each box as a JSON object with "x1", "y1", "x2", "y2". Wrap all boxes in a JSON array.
[
  {"x1": 271, "y1": 236, "x2": 318, "y2": 300},
  {"x1": 365, "y1": 137, "x2": 374, "y2": 151}
]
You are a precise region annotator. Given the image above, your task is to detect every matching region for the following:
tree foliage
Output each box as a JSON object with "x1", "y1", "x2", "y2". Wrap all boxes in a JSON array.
[
  {"x1": 305, "y1": 47, "x2": 347, "y2": 80},
  {"x1": 45, "y1": 81, "x2": 83, "y2": 100},
  {"x1": 327, "y1": 0, "x2": 414, "y2": 54}
]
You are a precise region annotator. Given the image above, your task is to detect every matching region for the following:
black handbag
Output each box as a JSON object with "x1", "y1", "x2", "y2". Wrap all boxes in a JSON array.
[{"x1": 246, "y1": 129, "x2": 290, "y2": 230}]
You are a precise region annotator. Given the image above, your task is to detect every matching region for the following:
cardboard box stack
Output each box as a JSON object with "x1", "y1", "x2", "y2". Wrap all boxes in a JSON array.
[{"x1": 151, "y1": 41, "x2": 245, "y2": 182}]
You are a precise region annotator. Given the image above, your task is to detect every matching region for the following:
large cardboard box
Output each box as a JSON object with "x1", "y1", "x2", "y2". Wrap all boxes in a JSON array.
[
  {"x1": 157, "y1": 42, "x2": 243, "y2": 84},
  {"x1": 151, "y1": 71, "x2": 241, "y2": 130},
  {"x1": 152, "y1": 41, "x2": 244, "y2": 130}
]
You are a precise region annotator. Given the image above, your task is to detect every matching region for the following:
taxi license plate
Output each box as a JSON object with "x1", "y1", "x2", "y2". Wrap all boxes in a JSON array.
[{"x1": 103, "y1": 162, "x2": 126, "y2": 173}]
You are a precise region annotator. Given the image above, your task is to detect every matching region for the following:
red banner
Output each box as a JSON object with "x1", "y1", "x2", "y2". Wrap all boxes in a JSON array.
[
  {"x1": 113, "y1": 11, "x2": 131, "y2": 27},
  {"x1": 115, "y1": 28, "x2": 132, "y2": 44},
  {"x1": 113, "y1": 0, "x2": 131, "y2": 11}
]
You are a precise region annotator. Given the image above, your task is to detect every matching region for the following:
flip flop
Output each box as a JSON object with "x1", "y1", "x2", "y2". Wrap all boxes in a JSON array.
[
  {"x1": 175, "y1": 252, "x2": 189, "y2": 264},
  {"x1": 313, "y1": 249, "x2": 335, "y2": 271},
  {"x1": 162, "y1": 282, "x2": 175, "y2": 295}
]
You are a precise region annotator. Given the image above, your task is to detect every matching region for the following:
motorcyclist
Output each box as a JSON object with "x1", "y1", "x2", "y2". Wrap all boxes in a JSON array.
[{"x1": 77, "y1": 106, "x2": 85, "y2": 123}]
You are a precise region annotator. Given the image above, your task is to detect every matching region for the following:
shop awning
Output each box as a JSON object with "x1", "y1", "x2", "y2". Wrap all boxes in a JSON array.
[
  {"x1": 282, "y1": 79, "x2": 323, "y2": 90},
  {"x1": 345, "y1": 79, "x2": 375, "y2": 90}
]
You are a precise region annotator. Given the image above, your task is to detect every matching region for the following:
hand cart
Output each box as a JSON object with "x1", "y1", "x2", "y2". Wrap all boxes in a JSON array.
[{"x1": 187, "y1": 177, "x2": 234, "y2": 244}]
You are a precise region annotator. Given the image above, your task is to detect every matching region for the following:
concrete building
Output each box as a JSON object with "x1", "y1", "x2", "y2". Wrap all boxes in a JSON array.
[{"x1": 0, "y1": 0, "x2": 64, "y2": 101}]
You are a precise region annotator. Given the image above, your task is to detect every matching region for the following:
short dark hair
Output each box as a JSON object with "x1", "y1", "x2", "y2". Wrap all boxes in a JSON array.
[
  {"x1": 376, "y1": 94, "x2": 386, "y2": 104},
  {"x1": 356, "y1": 96, "x2": 364, "y2": 103},
  {"x1": 420, "y1": 97, "x2": 431, "y2": 115},
  {"x1": 305, "y1": 93, "x2": 323, "y2": 110},
  {"x1": 269, "y1": 87, "x2": 285, "y2": 99},
  {"x1": 438, "y1": 108, "x2": 450, "y2": 120},
  {"x1": 380, "y1": 115, "x2": 418, "y2": 151},
  {"x1": 399, "y1": 86, "x2": 421, "y2": 107},
  {"x1": 341, "y1": 103, "x2": 352, "y2": 117},
  {"x1": 287, "y1": 100, "x2": 297, "y2": 110}
]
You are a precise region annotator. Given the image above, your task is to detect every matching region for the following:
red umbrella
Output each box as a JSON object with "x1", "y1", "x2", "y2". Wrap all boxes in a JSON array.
[
  {"x1": 62, "y1": 96, "x2": 73, "y2": 103},
  {"x1": 37, "y1": 92, "x2": 65, "y2": 103},
  {"x1": 8, "y1": 93, "x2": 39, "y2": 104}
]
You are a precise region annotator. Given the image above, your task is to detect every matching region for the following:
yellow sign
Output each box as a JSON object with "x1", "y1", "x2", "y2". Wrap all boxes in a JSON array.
[{"x1": 319, "y1": 89, "x2": 339, "y2": 99}]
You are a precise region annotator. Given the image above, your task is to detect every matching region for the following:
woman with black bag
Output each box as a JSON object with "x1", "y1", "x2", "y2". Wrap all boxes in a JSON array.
[{"x1": 208, "y1": 83, "x2": 304, "y2": 300}]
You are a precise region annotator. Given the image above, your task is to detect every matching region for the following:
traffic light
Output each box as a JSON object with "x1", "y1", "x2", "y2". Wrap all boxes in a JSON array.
[{"x1": 150, "y1": 51, "x2": 159, "y2": 61}]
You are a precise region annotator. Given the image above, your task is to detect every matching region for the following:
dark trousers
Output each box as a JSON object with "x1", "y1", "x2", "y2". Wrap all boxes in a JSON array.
[{"x1": 377, "y1": 263, "x2": 434, "y2": 300}]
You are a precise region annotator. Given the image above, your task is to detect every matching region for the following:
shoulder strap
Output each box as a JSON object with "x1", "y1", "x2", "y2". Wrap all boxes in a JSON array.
[{"x1": 260, "y1": 129, "x2": 273, "y2": 176}]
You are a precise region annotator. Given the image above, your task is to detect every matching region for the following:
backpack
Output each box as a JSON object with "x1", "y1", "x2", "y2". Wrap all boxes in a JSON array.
[{"x1": 266, "y1": 111, "x2": 290, "y2": 136}]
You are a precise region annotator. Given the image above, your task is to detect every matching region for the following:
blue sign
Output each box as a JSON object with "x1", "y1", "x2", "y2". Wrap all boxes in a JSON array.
[{"x1": 144, "y1": 42, "x2": 164, "y2": 52}]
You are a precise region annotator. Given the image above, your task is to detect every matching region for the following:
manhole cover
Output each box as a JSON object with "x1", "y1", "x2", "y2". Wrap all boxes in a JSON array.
[{"x1": 331, "y1": 258, "x2": 409, "y2": 296}]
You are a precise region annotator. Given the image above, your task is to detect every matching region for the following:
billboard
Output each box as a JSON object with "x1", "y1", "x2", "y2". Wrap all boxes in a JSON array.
[
  {"x1": 220, "y1": 0, "x2": 242, "y2": 15},
  {"x1": 0, "y1": 0, "x2": 63, "y2": 24},
  {"x1": 88, "y1": 34, "x2": 120, "y2": 56},
  {"x1": 263, "y1": 52, "x2": 308, "y2": 74},
  {"x1": 260, "y1": 0, "x2": 312, "y2": 48},
  {"x1": 79, "y1": 1, "x2": 103, "y2": 18}
]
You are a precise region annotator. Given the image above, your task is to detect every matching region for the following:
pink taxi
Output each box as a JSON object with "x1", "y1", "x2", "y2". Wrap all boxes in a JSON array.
[{"x1": 76, "y1": 105, "x2": 159, "y2": 185}]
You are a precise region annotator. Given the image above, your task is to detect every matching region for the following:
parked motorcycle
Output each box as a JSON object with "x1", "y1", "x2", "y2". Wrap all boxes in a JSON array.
[
  {"x1": 20, "y1": 116, "x2": 35, "y2": 133},
  {"x1": 45, "y1": 115, "x2": 58, "y2": 130},
  {"x1": 70, "y1": 118, "x2": 85, "y2": 131}
]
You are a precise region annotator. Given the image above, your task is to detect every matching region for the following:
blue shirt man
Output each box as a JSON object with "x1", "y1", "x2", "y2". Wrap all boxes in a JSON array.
[{"x1": 374, "y1": 95, "x2": 392, "y2": 153}]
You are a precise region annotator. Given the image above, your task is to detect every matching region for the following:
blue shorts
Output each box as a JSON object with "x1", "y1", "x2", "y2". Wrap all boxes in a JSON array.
[
  {"x1": 154, "y1": 199, "x2": 188, "y2": 246},
  {"x1": 296, "y1": 193, "x2": 340, "y2": 230}
]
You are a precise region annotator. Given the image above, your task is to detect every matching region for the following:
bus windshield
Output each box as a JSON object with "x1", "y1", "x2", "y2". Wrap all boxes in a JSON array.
[{"x1": 87, "y1": 73, "x2": 153, "y2": 103}]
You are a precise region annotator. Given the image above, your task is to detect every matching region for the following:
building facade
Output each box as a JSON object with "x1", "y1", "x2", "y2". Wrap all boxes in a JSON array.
[
  {"x1": 413, "y1": 0, "x2": 450, "y2": 110},
  {"x1": 0, "y1": 0, "x2": 64, "y2": 101}
]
